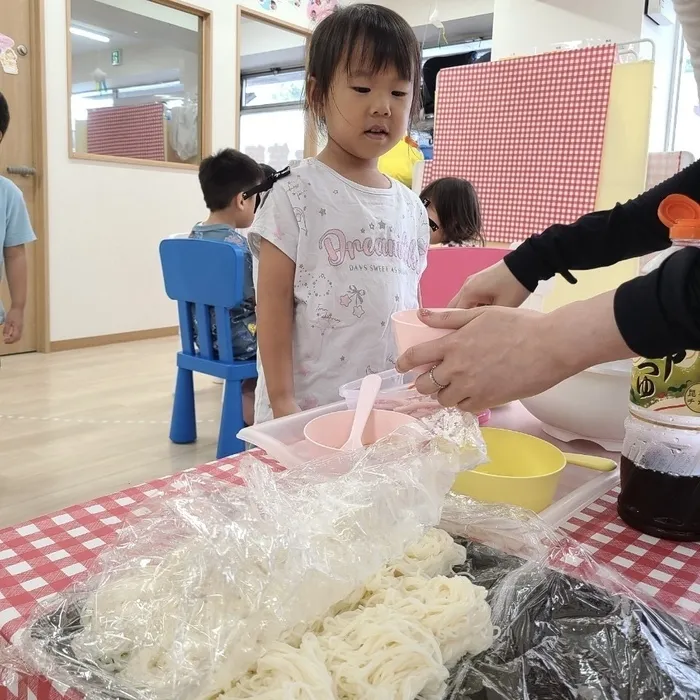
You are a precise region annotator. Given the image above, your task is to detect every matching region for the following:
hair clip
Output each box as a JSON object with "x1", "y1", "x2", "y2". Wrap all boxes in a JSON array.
[
  {"x1": 421, "y1": 197, "x2": 439, "y2": 232},
  {"x1": 243, "y1": 166, "x2": 291, "y2": 202}
]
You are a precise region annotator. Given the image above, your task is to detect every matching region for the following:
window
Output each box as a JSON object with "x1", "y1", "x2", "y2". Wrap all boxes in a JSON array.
[
  {"x1": 68, "y1": 0, "x2": 209, "y2": 166},
  {"x1": 242, "y1": 70, "x2": 305, "y2": 109},
  {"x1": 239, "y1": 68, "x2": 306, "y2": 168},
  {"x1": 671, "y1": 41, "x2": 700, "y2": 158},
  {"x1": 237, "y1": 13, "x2": 310, "y2": 168}
]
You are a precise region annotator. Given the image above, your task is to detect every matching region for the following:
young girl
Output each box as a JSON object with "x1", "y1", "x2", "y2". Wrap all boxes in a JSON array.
[
  {"x1": 420, "y1": 177, "x2": 484, "y2": 247},
  {"x1": 248, "y1": 4, "x2": 429, "y2": 422}
]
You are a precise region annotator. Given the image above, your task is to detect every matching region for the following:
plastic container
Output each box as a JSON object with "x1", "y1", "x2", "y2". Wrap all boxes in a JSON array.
[
  {"x1": 303, "y1": 409, "x2": 420, "y2": 453},
  {"x1": 238, "y1": 402, "x2": 348, "y2": 468},
  {"x1": 340, "y1": 369, "x2": 491, "y2": 425},
  {"x1": 619, "y1": 194, "x2": 700, "y2": 541},
  {"x1": 340, "y1": 368, "x2": 418, "y2": 410}
]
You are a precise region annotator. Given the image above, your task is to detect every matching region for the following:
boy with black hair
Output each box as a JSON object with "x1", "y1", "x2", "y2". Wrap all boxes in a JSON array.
[
  {"x1": 190, "y1": 148, "x2": 263, "y2": 424},
  {"x1": 0, "y1": 90, "x2": 35, "y2": 346}
]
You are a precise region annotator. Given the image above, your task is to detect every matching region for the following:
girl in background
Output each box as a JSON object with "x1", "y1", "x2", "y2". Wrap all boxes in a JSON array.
[
  {"x1": 248, "y1": 4, "x2": 429, "y2": 421},
  {"x1": 420, "y1": 177, "x2": 484, "y2": 247}
]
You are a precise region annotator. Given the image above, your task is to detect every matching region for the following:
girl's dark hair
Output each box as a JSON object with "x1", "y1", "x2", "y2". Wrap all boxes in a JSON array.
[
  {"x1": 420, "y1": 178, "x2": 484, "y2": 246},
  {"x1": 306, "y1": 4, "x2": 422, "y2": 128},
  {"x1": 0, "y1": 91, "x2": 9, "y2": 136}
]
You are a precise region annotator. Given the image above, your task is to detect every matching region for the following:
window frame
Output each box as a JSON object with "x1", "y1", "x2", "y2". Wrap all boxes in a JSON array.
[
  {"x1": 240, "y1": 67, "x2": 306, "y2": 112},
  {"x1": 65, "y1": 0, "x2": 212, "y2": 170},
  {"x1": 666, "y1": 18, "x2": 686, "y2": 152},
  {"x1": 235, "y1": 6, "x2": 316, "y2": 161}
]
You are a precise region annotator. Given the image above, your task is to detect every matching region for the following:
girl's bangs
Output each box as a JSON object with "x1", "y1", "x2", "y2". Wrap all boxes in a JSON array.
[{"x1": 344, "y1": 29, "x2": 417, "y2": 83}]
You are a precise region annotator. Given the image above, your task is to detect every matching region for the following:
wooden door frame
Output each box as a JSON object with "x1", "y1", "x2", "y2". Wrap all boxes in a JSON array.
[
  {"x1": 30, "y1": 0, "x2": 50, "y2": 352},
  {"x1": 235, "y1": 7, "x2": 316, "y2": 159}
]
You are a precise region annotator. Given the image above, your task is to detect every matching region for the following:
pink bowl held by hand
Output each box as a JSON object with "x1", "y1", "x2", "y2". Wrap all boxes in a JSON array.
[{"x1": 391, "y1": 309, "x2": 454, "y2": 373}]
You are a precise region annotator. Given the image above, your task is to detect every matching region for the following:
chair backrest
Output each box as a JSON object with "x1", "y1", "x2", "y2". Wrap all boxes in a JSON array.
[
  {"x1": 160, "y1": 238, "x2": 247, "y2": 363},
  {"x1": 419, "y1": 246, "x2": 509, "y2": 308}
]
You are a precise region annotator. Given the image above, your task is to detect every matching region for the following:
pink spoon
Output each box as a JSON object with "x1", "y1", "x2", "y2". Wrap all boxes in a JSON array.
[{"x1": 341, "y1": 374, "x2": 382, "y2": 451}]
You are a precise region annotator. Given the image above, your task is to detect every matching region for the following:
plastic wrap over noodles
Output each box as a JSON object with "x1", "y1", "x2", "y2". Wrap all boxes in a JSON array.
[
  {"x1": 439, "y1": 495, "x2": 700, "y2": 700},
  {"x1": 2, "y1": 413, "x2": 487, "y2": 700}
]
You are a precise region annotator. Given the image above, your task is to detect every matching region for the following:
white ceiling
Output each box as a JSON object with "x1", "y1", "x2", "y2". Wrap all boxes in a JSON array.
[
  {"x1": 70, "y1": 0, "x2": 199, "y2": 56},
  {"x1": 240, "y1": 12, "x2": 493, "y2": 76},
  {"x1": 70, "y1": 2, "x2": 492, "y2": 86}
]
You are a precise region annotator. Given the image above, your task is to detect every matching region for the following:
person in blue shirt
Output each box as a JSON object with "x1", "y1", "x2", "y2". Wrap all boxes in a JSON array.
[
  {"x1": 0, "y1": 91, "x2": 36, "y2": 346},
  {"x1": 190, "y1": 148, "x2": 263, "y2": 424}
]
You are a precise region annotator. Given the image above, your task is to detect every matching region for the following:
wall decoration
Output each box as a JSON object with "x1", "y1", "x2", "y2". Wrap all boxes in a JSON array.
[
  {"x1": 0, "y1": 48, "x2": 18, "y2": 75},
  {"x1": 0, "y1": 33, "x2": 14, "y2": 52},
  {"x1": 307, "y1": 0, "x2": 338, "y2": 24}
]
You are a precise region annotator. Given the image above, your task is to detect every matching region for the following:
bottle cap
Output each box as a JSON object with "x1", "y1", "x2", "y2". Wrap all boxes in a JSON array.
[{"x1": 658, "y1": 194, "x2": 700, "y2": 240}]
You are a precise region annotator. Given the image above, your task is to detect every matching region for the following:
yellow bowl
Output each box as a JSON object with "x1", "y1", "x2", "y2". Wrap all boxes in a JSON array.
[{"x1": 452, "y1": 427, "x2": 617, "y2": 513}]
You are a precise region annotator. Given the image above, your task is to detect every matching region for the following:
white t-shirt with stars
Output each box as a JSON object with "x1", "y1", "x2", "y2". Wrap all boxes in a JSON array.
[{"x1": 248, "y1": 158, "x2": 430, "y2": 423}]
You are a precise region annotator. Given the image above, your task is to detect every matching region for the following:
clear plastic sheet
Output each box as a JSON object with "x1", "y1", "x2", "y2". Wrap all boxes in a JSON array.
[
  {"x1": 439, "y1": 495, "x2": 700, "y2": 700},
  {"x1": 1, "y1": 415, "x2": 487, "y2": 700}
]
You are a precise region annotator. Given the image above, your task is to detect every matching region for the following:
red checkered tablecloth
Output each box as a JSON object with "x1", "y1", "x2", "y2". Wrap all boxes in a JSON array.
[
  {"x1": 423, "y1": 45, "x2": 616, "y2": 244},
  {"x1": 0, "y1": 452, "x2": 281, "y2": 700},
  {"x1": 560, "y1": 485, "x2": 700, "y2": 624},
  {"x1": 87, "y1": 103, "x2": 165, "y2": 161}
]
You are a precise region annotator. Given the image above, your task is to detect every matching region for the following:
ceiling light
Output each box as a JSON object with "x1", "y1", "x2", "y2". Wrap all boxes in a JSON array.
[
  {"x1": 118, "y1": 81, "x2": 180, "y2": 95},
  {"x1": 70, "y1": 26, "x2": 110, "y2": 43}
]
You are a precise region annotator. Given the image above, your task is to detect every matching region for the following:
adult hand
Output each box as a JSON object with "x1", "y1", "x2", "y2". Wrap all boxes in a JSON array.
[
  {"x1": 2, "y1": 307, "x2": 24, "y2": 344},
  {"x1": 396, "y1": 293, "x2": 633, "y2": 413},
  {"x1": 449, "y1": 260, "x2": 530, "y2": 309}
]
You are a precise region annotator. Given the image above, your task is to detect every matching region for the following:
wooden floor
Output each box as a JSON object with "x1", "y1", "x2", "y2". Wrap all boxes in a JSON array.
[{"x1": 0, "y1": 338, "x2": 224, "y2": 528}]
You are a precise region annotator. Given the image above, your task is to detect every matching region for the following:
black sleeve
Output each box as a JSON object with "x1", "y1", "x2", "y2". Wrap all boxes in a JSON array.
[
  {"x1": 614, "y1": 246, "x2": 700, "y2": 357},
  {"x1": 504, "y1": 160, "x2": 700, "y2": 292}
]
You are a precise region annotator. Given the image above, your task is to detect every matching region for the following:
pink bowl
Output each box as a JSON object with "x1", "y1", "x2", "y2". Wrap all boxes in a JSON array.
[
  {"x1": 391, "y1": 309, "x2": 454, "y2": 373},
  {"x1": 304, "y1": 409, "x2": 420, "y2": 452}
]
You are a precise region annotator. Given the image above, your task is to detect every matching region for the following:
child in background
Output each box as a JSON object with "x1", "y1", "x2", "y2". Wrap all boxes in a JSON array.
[
  {"x1": 249, "y1": 4, "x2": 430, "y2": 421},
  {"x1": 190, "y1": 148, "x2": 262, "y2": 425},
  {"x1": 0, "y1": 91, "x2": 35, "y2": 347},
  {"x1": 420, "y1": 177, "x2": 484, "y2": 247}
]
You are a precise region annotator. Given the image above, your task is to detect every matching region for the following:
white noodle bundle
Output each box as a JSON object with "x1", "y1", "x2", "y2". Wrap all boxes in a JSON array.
[
  {"x1": 221, "y1": 635, "x2": 333, "y2": 700},
  {"x1": 362, "y1": 575, "x2": 493, "y2": 666},
  {"x1": 388, "y1": 528, "x2": 467, "y2": 578},
  {"x1": 317, "y1": 604, "x2": 448, "y2": 700},
  {"x1": 72, "y1": 548, "x2": 250, "y2": 687}
]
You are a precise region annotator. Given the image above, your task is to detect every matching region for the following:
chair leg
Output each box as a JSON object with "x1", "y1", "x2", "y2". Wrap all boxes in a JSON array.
[
  {"x1": 170, "y1": 367, "x2": 197, "y2": 445},
  {"x1": 217, "y1": 379, "x2": 245, "y2": 458}
]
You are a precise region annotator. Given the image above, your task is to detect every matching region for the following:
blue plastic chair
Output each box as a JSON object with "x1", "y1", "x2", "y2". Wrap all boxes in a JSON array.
[{"x1": 160, "y1": 238, "x2": 257, "y2": 458}]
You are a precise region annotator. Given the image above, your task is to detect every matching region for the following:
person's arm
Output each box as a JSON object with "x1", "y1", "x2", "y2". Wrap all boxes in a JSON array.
[
  {"x1": 614, "y1": 245, "x2": 700, "y2": 357},
  {"x1": 2, "y1": 244, "x2": 28, "y2": 343},
  {"x1": 256, "y1": 239, "x2": 299, "y2": 417},
  {"x1": 505, "y1": 160, "x2": 700, "y2": 292},
  {"x1": 2, "y1": 182, "x2": 36, "y2": 343},
  {"x1": 4, "y1": 244, "x2": 27, "y2": 310},
  {"x1": 248, "y1": 182, "x2": 301, "y2": 418}
]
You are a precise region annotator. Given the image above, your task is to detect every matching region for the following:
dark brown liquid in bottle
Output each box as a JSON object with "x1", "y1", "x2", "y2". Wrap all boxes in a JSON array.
[{"x1": 618, "y1": 455, "x2": 700, "y2": 541}]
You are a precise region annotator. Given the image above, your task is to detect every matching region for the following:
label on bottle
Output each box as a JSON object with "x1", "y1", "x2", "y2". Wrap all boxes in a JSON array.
[{"x1": 630, "y1": 351, "x2": 700, "y2": 417}]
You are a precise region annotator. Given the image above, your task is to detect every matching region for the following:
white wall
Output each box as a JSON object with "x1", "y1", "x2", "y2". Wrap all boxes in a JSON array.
[
  {"x1": 491, "y1": 0, "x2": 645, "y2": 59},
  {"x1": 45, "y1": 1, "x2": 310, "y2": 342},
  {"x1": 372, "y1": 0, "x2": 494, "y2": 28},
  {"x1": 239, "y1": 16, "x2": 306, "y2": 57}
]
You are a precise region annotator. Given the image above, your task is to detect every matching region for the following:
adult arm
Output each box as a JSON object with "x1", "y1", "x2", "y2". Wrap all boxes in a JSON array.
[
  {"x1": 506, "y1": 0, "x2": 700, "y2": 293},
  {"x1": 505, "y1": 160, "x2": 700, "y2": 292}
]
